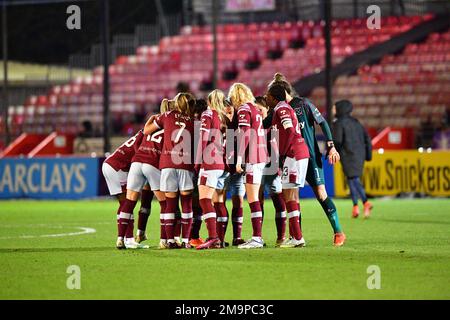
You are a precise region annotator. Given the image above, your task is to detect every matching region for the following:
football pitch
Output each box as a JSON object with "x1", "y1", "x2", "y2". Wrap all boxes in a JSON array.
[{"x1": 0, "y1": 198, "x2": 449, "y2": 300}]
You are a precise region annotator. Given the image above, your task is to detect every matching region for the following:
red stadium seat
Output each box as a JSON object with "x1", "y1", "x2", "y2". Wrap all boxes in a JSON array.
[{"x1": 13, "y1": 16, "x2": 445, "y2": 136}]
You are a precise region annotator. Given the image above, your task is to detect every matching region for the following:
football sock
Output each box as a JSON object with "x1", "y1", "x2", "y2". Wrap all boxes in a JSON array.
[
  {"x1": 118, "y1": 199, "x2": 137, "y2": 238},
  {"x1": 116, "y1": 199, "x2": 124, "y2": 229},
  {"x1": 125, "y1": 215, "x2": 134, "y2": 239},
  {"x1": 190, "y1": 206, "x2": 202, "y2": 239},
  {"x1": 214, "y1": 202, "x2": 229, "y2": 242},
  {"x1": 174, "y1": 211, "x2": 182, "y2": 239},
  {"x1": 137, "y1": 189, "x2": 153, "y2": 234},
  {"x1": 260, "y1": 199, "x2": 265, "y2": 222},
  {"x1": 140, "y1": 189, "x2": 153, "y2": 210},
  {"x1": 249, "y1": 201, "x2": 263, "y2": 238},
  {"x1": 159, "y1": 200, "x2": 167, "y2": 241},
  {"x1": 180, "y1": 194, "x2": 193, "y2": 243},
  {"x1": 271, "y1": 193, "x2": 287, "y2": 240},
  {"x1": 137, "y1": 208, "x2": 149, "y2": 235},
  {"x1": 319, "y1": 197, "x2": 343, "y2": 233},
  {"x1": 164, "y1": 197, "x2": 178, "y2": 243},
  {"x1": 286, "y1": 201, "x2": 302, "y2": 240},
  {"x1": 199, "y1": 198, "x2": 217, "y2": 239},
  {"x1": 231, "y1": 207, "x2": 243, "y2": 239}
]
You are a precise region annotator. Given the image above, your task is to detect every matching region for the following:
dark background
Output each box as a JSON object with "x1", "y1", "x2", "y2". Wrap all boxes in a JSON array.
[{"x1": 2, "y1": 0, "x2": 182, "y2": 64}]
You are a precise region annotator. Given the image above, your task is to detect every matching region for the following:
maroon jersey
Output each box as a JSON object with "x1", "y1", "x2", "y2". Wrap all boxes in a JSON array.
[
  {"x1": 155, "y1": 110, "x2": 194, "y2": 171},
  {"x1": 271, "y1": 101, "x2": 309, "y2": 160},
  {"x1": 224, "y1": 112, "x2": 238, "y2": 172},
  {"x1": 197, "y1": 109, "x2": 225, "y2": 171},
  {"x1": 131, "y1": 129, "x2": 164, "y2": 168},
  {"x1": 237, "y1": 103, "x2": 268, "y2": 164},
  {"x1": 104, "y1": 130, "x2": 144, "y2": 172}
]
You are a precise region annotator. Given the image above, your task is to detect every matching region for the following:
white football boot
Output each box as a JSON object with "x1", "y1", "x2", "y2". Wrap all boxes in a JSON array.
[
  {"x1": 279, "y1": 237, "x2": 306, "y2": 248},
  {"x1": 174, "y1": 236, "x2": 182, "y2": 248},
  {"x1": 159, "y1": 239, "x2": 169, "y2": 249},
  {"x1": 125, "y1": 238, "x2": 149, "y2": 249},
  {"x1": 116, "y1": 238, "x2": 126, "y2": 250},
  {"x1": 238, "y1": 238, "x2": 265, "y2": 249}
]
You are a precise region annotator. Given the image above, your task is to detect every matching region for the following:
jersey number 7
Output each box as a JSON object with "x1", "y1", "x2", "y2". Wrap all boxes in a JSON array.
[{"x1": 174, "y1": 121, "x2": 186, "y2": 143}]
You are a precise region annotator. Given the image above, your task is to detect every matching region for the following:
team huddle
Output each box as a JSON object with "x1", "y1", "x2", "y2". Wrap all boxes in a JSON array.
[{"x1": 102, "y1": 73, "x2": 346, "y2": 250}]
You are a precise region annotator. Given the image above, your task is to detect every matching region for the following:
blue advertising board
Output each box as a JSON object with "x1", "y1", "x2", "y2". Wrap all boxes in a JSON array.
[{"x1": 0, "y1": 157, "x2": 99, "y2": 199}]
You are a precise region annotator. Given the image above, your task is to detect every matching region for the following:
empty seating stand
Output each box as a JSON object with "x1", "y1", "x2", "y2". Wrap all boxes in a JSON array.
[
  {"x1": 309, "y1": 28, "x2": 449, "y2": 132},
  {"x1": 4, "y1": 15, "x2": 435, "y2": 139}
]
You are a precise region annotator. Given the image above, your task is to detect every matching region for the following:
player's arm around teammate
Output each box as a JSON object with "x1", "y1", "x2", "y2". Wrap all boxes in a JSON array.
[
  {"x1": 266, "y1": 84, "x2": 309, "y2": 248},
  {"x1": 269, "y1": 73, "x2": 346, "y2": 247},
  {"x1": 145, "y1": 93, "x2": 196, "y2": 249},
  {"x1": 115, "y1": 99, "x2": 173, "y2": 249},
  {"x1": 102, "y1": 130, "x2": 154, "y2": 249}
]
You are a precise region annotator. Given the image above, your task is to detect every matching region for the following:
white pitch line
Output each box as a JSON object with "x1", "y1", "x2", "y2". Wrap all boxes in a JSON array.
[{"x1": 0, "y1": 227, "x2": 96, "y2": 240}]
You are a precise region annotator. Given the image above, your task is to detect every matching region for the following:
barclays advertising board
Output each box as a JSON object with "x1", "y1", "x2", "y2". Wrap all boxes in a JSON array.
[{"x1": 0, "y1": 157, "x2": 99, "y2": 199}]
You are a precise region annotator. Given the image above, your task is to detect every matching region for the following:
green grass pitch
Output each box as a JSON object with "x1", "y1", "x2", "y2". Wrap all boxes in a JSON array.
[{"x1": 0, "y1": 198, "x2": 449, "y2": 299}]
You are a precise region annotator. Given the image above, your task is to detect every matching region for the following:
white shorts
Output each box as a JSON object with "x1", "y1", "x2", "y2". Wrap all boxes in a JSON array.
[
  {"x1": 198, "y1": 169, "x2": 229, "y2": 190},
  {"x1": 142, "y1": 164, "x2": 161, "y2": 191},
  {"x1": 102, "y1": 162, "x2": 128, "y2": 196},
  {"x1": 244, "y1": 162, "x2": 266, "y2": 185},
  {"x1": 225, "y1": 172, "x2": 245, "y2": 197},
  {"x1": 281, "y1": 157, "x2": 309, "y2": 189},
  {"x1": 160, "y1": 168, "x2": 194, "y2": 192},
  {"x1": 127, "y1": 162, "x2": 161, "y2": 192},
  {"x1": 262, "y1": 174, "x2": 282, "y2": 194}
]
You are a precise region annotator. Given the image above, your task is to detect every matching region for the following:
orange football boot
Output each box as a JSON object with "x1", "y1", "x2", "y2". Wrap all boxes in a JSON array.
[
  {"x1": 334, "y1": 233, "x2": 346, "y2": 247},
  {"x1": 189, "y1": 238, "x2": 204, "y2": 248},
  {"x1": 352, "y1": 205, "x2": 359, "y2": 218},
  {"x1": 363, "y1": 202, "x2": 373, "y2": 219}
]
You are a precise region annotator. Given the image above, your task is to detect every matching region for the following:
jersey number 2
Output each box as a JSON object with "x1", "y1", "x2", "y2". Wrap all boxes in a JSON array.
[
  {"x1": 149, "y1": 130, "x2": 164, "y2": 143},
  {"x1": 255, "y1": 115, "x2": 264, "y2": 137}
]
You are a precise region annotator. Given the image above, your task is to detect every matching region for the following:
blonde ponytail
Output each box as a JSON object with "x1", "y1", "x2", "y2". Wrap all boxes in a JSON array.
[
  {"x1": 228, "y1": 83, "x2": 255, "y2": 108},
  {"x1": 208, "y1": 89, "x2": 226, "y2": 123},
  {"x1": 174, "y1": 92, "x2": 196, "y2": 116},
  {"x1": 160, "y1": 98, "x2": 171, "y2": 113}
]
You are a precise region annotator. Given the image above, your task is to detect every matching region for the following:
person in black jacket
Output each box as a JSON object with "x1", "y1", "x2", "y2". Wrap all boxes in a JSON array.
[{"x1": 332, "y1": 100, "x2": 373, "y2": 218}]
